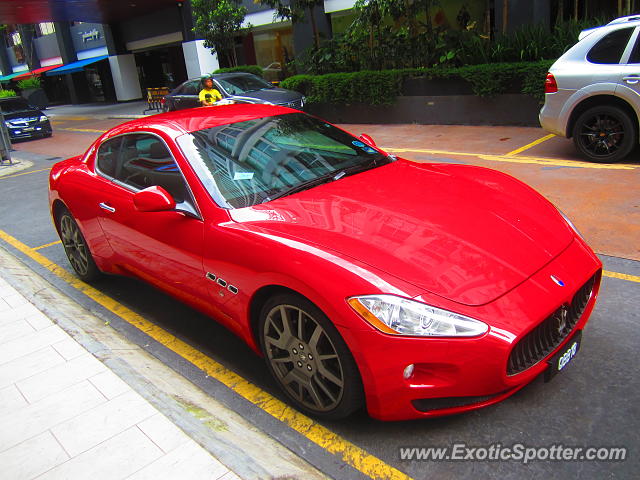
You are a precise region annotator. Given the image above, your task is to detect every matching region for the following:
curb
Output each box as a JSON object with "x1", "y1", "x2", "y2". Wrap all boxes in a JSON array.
[{"x1": 0, "y1": 159, "x2": 34, "y2": 177}]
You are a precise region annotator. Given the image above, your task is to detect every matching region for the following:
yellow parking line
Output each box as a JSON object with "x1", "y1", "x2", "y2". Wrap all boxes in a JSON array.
[
  {"x1": 384, "y1": 148, "x2": 638, "y2": 170},
  {"x1": 0, "y1": 167, "x2": 52, "y2": 180},
  {"x1": 603, "y1": 270, "x2": 640, "y2": 283},
  {"x1": 33, "y1": 240, "x2": 62, "y2": 250},
  {"x1": 60, "y1": 128, "x2": 107, "y2": 133},
  {"x1": 49, "y1": 116, "x2": 92, "y2": 121},
  {"x1": 505, "y1": 134, "x2": 556, "y2": 156},
  {"x1": 0, "y1": 229, "x2": 412, "y2": 480}
]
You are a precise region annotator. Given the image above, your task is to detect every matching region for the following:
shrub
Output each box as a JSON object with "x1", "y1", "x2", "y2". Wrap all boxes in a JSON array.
[
  {"x1": 214, "y1": 65, "x2": 263, "y2": 77},
  {"x1": 281, "y1": 61, "x2": 555, "y2": 105},
  {"x1": 16, "y1": 76, "x2": 41, "y2": 89},
  {"x1": 0, "y1": 89, "x2": 17, "y2": 98}
]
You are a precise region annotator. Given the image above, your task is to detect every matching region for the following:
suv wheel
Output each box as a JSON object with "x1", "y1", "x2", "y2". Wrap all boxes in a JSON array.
[{"x1": 572, "y1": 105, "x2": 637, "y2": 163}]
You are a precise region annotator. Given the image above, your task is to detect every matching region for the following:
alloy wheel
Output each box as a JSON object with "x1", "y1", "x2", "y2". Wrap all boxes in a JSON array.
[
  {"x1": 59, "y1": 215, "x2": 90, "y2": 276},
  {"x1": 577, "y1": 113, "x2": 626, "y2": 158}
]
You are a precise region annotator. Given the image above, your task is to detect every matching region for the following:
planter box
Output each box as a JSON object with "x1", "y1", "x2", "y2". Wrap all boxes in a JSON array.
[
  {"x1": 21, "y1": 88, "x2": 49, "y2": 110},
  {"x1": 306, "y1": 94, "x2": 541, "y2": 126}
]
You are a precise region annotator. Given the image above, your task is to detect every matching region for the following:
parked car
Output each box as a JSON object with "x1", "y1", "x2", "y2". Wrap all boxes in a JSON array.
[
  {"x1": 162, "y1": 73, "x2": 304, "y2": 111},
  {"x1": 0, "y1": 97, "x2": 52, "y2": 141},
  {"x1": 49, "y1": 104, "x2": 602, "y2": 421},
  {"x1": 540, "y1": 15, "x2": 640, "y2": 163}
]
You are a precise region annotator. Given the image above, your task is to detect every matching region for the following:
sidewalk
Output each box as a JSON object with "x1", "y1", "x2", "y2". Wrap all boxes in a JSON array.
[
  {"x1": 0, "y1": 274, "x2": 240, "y2": 480},
  {"x1": 45, "y1": 101, "x2": 151, "y2": 120}
]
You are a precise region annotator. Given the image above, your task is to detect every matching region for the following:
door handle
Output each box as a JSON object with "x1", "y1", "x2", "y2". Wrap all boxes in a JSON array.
[
  {"x1": 623, "y1": 75, "x2": 640, "y2": 84},
  {"x1": 99, "y1": 202, "x2": 116, "y2": 213}
]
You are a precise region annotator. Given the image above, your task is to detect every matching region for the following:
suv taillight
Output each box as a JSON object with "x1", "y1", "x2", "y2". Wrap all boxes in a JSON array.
[{"x1": 545, "y1": 73, "x2": 558, "y2": 94}]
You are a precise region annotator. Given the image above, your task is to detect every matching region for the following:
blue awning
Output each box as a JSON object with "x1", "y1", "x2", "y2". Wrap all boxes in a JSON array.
[{"x1": 46, "y1": 55, "x2": 109, "y2": 76}]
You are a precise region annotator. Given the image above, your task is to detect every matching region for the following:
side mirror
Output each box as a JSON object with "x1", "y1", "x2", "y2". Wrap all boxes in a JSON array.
[
  {"x1": 359, "y1": 133, "x2": 376, "y2": 147},
  {"x1": 133, "y1": 186, "x2": 176, "y2": 212}
]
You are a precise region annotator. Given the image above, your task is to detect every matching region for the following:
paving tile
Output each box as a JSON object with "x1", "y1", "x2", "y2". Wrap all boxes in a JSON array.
[
  {"x1": 0, "y1": 345, "x2": 65, "y2": 389},
  {"x1": 0, "y1": 380, "x2": 105, "y2": 452},
  {"x1": 137, "y1": 413, "x2": 190, "y2": 453},
  {"x1": 0, "y1": 325, "x2": 69, "y2": 366},
  {"x1": 2, "y1": 293, "x2": 29, "y2": 308},
  {"x1": 52, "y1": 337, "x2": 89, "y2": 360},
  {"x1": 0, "y1": 431, "x2": 69, "y2": 480},
  {"x1": 24, "y1": 311, "x2": 53, "y2": 331},
  {"x1": 40, "y1": 427, "x2": 163, "y2": 480},
  {"x1": 217, "y1": 471, "x2": 242, "y2": 480},
  {"x1": 0, "y1": 318, "x2": 35, "y2": 345},
  {"x1": 0, "y1": 303, "x2": 40, "y2": 325},
  {"x1": 0, "y1": 298, "x2": 10, "y2": 313},
  {"x1": 0, "y1": 384, "x2": 28, "y2": 413},
  {"x1": 51, "y1": 389, "x2": 158, "y2": 457},
  {"x1": 17, "y1": 353, "x2": 106, "y2": 403},
  {"x1": 89, "y1": 370, "x2": 131, "y2": 400},
  {"x1": 126, "y1": 439, "x2": 228, "y2": 480}
]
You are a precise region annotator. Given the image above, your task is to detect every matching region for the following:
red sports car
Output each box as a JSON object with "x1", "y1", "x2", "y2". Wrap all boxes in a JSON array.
[{"x1": 48, "y1": 105, "x2": 602, "y2": 421}]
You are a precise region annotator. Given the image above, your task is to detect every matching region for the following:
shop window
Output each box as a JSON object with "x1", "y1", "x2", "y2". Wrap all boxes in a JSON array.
[{"x1": 37, "y1": 23, "x2": 55, "y2": 36}]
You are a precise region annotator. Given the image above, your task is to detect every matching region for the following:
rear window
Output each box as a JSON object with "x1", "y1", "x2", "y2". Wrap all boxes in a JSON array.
[{"x1": 587, "y1": 27, "x2": 634, "y2": 64}]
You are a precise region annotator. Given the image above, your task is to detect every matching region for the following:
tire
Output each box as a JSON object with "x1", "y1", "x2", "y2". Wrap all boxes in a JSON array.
[
  {"x1": 259, "y1": 293, "x2": 364, "y2": 419},
  {"x1": 57, "y1": 208, "x2": 102, "y2": 282},
  {"x1": 572, "y1": 105, "x2": 637, "y2": 163}
]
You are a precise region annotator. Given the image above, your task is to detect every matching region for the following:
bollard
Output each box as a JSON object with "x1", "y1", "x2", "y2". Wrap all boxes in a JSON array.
[{"x1": 0, "y1": 107, "x2": 12, "y2": 165}]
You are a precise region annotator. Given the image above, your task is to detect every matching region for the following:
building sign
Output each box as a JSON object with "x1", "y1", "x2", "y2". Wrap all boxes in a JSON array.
[
  {"x1": 71, "y1": 23, "x2": 106, "y2": 52},
  {"x1": 79, "y1": 28, "x2": 101, "y2": 43}
]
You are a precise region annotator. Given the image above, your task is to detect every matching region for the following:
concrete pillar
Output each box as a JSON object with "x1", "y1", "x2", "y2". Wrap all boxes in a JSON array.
[
  {"x1": 18, "y1": 25, "x2": 41, "y2": 70},
  {"x1": 293, "y1": 5, "x2": 332, "y2": 54},
  {"x1": 108, "y1": 54, "x2": 142, "y2": 101},
  {"x1": 182, "y1": 40, "x2": 220, "y2": 79}
]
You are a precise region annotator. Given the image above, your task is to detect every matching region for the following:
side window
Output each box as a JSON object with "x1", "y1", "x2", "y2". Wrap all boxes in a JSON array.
[
  {"x1": 116, "y1": 134, "x2": 190, "y2": 203},
  {"x1": 96, "y1": 137, "x2": 122, "y2": 178},
  {"x1": 182, "y1": 81, "x2": 200, "y2": 96},
  {"x1": 587, "y1": 28, "x2": 634, "y2": 64},
  {"x1": 629, "y1": 32, "x2": 640, "y2": 64}
]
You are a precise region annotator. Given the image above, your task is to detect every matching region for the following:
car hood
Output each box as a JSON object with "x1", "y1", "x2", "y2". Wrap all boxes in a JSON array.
[
  {"x1": 230, "y1": 88, "x2": 302, "y2": 105},
  {"x1": 3, "y1": 109, "x2": 43, "y2": 121},
  {"x1": 229, "y1": 160, "x2": 574, "y2": 306}
]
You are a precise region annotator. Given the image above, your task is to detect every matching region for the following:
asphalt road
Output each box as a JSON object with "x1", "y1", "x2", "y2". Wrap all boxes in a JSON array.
[{"x1": 1, "y1": 118, "x2": 639, "y2": 479}]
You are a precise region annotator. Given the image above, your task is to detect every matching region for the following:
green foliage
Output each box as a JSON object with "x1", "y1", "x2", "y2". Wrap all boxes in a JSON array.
[
  {"x1": 0, "y1": 89, "x2": 17, "y2": 98},
  {"x1": 281, "y1": 61, "x2": 555, "y2": 105},
  {"x1": 192, "y1": 0, "x2": 247, "y2": 66},
  {"x1": 16, "y1": 76, "x2": 41, "y2": 89},
  {"x1": 214, "y1": 65, "x2": 264, "y2": 77}
]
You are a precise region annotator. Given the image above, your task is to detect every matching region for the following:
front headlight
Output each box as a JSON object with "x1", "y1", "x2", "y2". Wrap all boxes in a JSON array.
[
  {"x1": 39, "y1": 115, "x2": 48, "y2": 122},
  {"x1": 348, "y1": 295, "x2": 488, "y2": 337},
  {"x1": 4, "y1": 121, "x2": 10, "y2": 127}
]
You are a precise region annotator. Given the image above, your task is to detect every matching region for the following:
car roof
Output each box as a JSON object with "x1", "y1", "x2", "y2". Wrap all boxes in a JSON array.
[
  {"x1": 118, "y1": 104, "x2": 297, "y2": 135},
  {"x1": 579, "y1": 15, "x2": 640, "y2": 40}
]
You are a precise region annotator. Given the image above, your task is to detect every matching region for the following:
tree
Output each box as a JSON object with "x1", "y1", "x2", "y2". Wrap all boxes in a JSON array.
[
  {"x1": 192, "y1": 0, "x2": 247, "y2": 67},
  {"x1": 261, "y1": 0, "x2": 324, "y2": 49}
]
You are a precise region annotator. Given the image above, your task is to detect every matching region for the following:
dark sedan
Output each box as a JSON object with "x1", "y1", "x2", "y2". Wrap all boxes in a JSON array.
[
  {"x1": 0, "y1": 97, "x2": 52, "y2": 141},
  {"x1": 162, "y1": 73, "x2": 305, "y2": 111}
]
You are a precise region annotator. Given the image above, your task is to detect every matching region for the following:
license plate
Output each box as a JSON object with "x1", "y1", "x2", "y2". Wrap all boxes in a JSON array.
[
  {"x1": 544, "y1": 330, "x2": 582, "y2": 382},
  {"x1": 23, "y1": 127, "x2": 35, "y2": 132}
]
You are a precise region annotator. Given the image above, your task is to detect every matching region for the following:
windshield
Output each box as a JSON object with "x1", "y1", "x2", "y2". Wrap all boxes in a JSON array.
[
  {"x1": 0, "y1": 99, "x2": 32, "y2": 113},
  {"x1": 217, "y1": 75, "x2": 274, "y2": 95},
  {"x1": 176, "y1": 113, "x2": 389, "y2": 209}
]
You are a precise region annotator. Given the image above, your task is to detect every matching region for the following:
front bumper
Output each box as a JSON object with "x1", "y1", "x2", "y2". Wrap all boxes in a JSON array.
[
  {"x1": 7, "y1": 122, "x2": 52, "y2": 140},
  {"x1": 342, "y1": 237, "x2": 602, "y2": 421}
]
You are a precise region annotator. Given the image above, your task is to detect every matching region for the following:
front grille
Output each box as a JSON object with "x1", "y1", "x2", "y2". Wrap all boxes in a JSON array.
[
  {"x1": 280, "y1": 99, "x2": 303, "y2": 109},
  {"x1": 412, "y1": 392, "x2": 508, "y2": 412},
  {"x1": 507, "y1": 274, "x2": 596, "y2": 375}
]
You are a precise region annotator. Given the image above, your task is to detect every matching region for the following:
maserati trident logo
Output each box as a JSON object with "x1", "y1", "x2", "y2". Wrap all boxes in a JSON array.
[
  {"x1": 557, "y1": 308, "x2": 568, "y2": 334},
  {"x1": 550, "y1": 275, "x2": 565, "y2": 287}
]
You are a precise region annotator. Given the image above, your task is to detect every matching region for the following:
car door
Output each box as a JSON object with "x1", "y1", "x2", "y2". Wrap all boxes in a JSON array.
[
  {"x1": 93, "y1": 132, "x2": 208, "y2": 305},
  {"x1": 616, "y1": 26, "x2": 640, "y2": 108}
]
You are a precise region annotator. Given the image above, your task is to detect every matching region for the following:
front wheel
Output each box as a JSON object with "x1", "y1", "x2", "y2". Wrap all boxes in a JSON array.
[
  {"x1": 58, "y1": 209, "x2": 102, "y2": 282},
  {"x1": 259, "y1": 294, "x2": 363, "y2": 419},
  {"x1": 572, "y1": 105, "x2": 636, "y2": 163}
]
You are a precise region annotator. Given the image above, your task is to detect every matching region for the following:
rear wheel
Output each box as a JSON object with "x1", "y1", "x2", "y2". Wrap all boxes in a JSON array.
[
  {"x1": 57, "y1": 208, "x2": 101, "y2": 282},
  {"x1": 259, "y1": 293, "x2": 363, "y2": 419},
  {"x1": 572, "y1": 105, "x2": 636, "y2": 163}
]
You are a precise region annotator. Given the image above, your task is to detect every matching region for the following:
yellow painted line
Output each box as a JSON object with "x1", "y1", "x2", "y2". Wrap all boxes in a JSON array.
[
  {"x1": 0, "y1": 229, "x2": 412, "y2": 480},
  {"x1": 49, "y1": 116, "x2": 92, "y2": 122},
  {"x1": 505, "y1": 134, "x2": 556, "y2": 156},
  {"x1": 603, "y1": 270, "x2": 640, "y2": 283},
  {"x1": 33, "y1": 240, "x2": 62, "y2": 250},
  {"x1": 60, "y1": 128, "x2": 107, "y2": 133},
  {"x1": 385, "y1": 148, "x2": 638, "y2": 170},
  {"x1": 0, "y1": 167, "x2": 52, "y2": 180}
]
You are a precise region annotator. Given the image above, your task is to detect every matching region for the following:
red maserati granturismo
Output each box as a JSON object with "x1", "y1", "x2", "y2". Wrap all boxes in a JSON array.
[{"x1": 48, "y1": 105, "x2": 602, "y2": 421}]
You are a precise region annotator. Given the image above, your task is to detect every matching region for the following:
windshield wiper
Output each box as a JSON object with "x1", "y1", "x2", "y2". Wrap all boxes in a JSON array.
[{"x1": 262, "y1": 158, "x2": 379, "y2": 203}]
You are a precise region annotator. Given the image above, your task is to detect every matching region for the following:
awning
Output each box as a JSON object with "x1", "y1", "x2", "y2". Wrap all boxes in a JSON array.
[
  {"x1": 13, "y1": 64, "x2": 63, "y2": 81},
  {"x1": 0, "y1": 71, "x2": 26, "y2": 83},
  {"x1": 46, "y1": 56, "x2": 109, "y2": 76}
]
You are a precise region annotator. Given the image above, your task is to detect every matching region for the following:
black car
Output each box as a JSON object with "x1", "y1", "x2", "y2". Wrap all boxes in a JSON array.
[
  {"x1": 0, "y1": 97, "x2": 52, "y2": 141},
  {"x1": 163, "y1": 73, "x2": 305, "y2": 111}
]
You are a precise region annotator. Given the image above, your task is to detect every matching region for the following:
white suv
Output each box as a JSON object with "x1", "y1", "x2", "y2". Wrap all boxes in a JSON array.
[{"x1": 540, "y1": 15, "x2": 640, "y2": 162}]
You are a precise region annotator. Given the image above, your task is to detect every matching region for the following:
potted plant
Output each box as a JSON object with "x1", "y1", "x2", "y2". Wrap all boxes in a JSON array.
[{"x1": 17, "y1": 76, "x2": 49, "y2": 109}]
